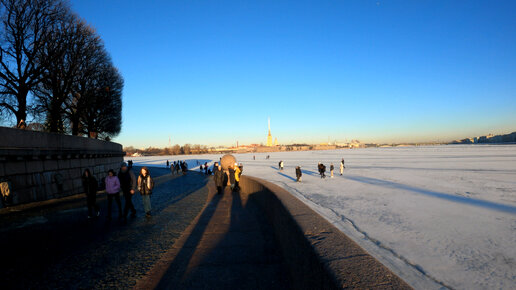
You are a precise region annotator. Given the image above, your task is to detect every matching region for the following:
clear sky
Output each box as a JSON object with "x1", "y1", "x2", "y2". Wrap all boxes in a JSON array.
[{"x1": 70, "y1": 0, "x2": 516, "y2": 148}]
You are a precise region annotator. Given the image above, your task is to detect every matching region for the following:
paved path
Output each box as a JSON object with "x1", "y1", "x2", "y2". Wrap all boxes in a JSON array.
[
  {"x1": 137, "y1": 187, "x2": 292, "y2": 289},
  {"x1": 0, "y1": 168, "x2": 209, "y2": 289}
]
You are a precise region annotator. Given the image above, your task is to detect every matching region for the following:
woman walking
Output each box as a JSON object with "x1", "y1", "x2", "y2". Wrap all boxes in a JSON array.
[
  {"x1": 82, "y1": 169, "x2": 100, "y2": 219},
  {"x1": 105, "y1": 169, "x2": 122, "y2": 220},
  {"x1": 138, "y1": 166, "x2": 154, "y2": 217}
]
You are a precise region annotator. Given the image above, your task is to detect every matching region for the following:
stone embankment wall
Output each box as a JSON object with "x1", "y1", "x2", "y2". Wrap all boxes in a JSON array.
[
  {"x1": 239, "y1": 175, "x2": 412, "y2": 289},
  {"x1": 0, "y1": 127, "x2": 124, "y2": 207}
]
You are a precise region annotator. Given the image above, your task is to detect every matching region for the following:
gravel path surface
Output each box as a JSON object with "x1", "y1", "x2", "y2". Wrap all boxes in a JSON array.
[{"x1": 0, "y1": 168, "x2": 209, "y2": 289}]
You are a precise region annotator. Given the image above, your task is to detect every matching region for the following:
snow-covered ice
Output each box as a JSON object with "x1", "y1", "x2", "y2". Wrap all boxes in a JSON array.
[{"x1": 126, "y1": 145, "x2": 516, "y2": 289}]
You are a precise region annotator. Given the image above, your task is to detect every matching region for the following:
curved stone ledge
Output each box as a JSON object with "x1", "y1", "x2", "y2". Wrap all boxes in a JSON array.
[{"x1": 239, "y1": 175, "x2": 412, "y2": 289}]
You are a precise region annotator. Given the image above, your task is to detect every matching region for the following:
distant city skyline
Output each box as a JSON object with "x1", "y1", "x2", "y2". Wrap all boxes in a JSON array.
[{"x1": 70, "y1": 1, "x2": 516, "y2": 148}]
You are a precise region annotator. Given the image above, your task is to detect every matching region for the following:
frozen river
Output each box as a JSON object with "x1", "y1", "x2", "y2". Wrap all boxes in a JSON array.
[{"x1": 126, "y1": 145, "x2": 516, "y2": 289}]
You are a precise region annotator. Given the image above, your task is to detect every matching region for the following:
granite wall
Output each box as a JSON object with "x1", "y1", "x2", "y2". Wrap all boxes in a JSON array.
[{"x1": 0, "y1": 127, "x2": 124, "y2": 207}]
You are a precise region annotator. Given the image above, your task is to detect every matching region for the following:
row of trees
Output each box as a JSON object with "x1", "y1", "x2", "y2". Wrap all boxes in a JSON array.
[
  {"x1": 0, "y1": 0, "x2": 123, "y2": 139},
  {"x1": 124, "y1": 145, "x2": 211, "y2": 156}
]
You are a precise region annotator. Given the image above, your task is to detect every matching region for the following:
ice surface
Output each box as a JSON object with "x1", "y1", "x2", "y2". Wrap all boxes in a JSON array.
[{"x1": 126, "y1": 145, "x2": 516, "y2": 289}]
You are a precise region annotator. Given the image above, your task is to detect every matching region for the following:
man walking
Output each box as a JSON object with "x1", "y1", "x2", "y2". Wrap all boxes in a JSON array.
[
  {"x1": 118, "y1": 162, "x2": 137, "y2": 219},
  {"x1": 295, "y1": 166, "x2": 302, "y2": 182}
]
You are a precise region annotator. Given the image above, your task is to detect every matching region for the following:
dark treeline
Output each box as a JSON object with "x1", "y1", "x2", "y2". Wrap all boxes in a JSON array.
[
  {"x1": 0, "y1": 0, "x2": 123, "y2": 140},
  {"x1": 124, "y1": 145, "x2": 211, "y2": 156}
]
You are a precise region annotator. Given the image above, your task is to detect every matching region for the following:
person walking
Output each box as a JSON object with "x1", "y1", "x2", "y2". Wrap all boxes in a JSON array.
[
  {"x1": 279, "y1": 160, "x2": 284, "y2": 171},
  {"x1": 234, "y1": 163, "x2": 241, "y2": 192},
  {"x1": 82, "y1": 169, "x2": 100, "y2": 218},
  {"x1": 138, "y1": 167, "x2": 154, "y2": 217},
  {"x1": 166, "y1": 160, "x2": 169, "y2": 168},
  {"x1": 175, "y1": 162, "x2": 180, "y2": 175},
  {"x1": 200, "y1": 164, "x2": 204, "y2": 173},
  {"x1": 322, "y1": 164, "x2": 326, "y2": 178},
  {"x1": 118, "y1": 162, "x2": 137, "y2": 219},
  {"x1": 295, "y1": 166, "x2": 302, "y2": 182},
  {"x1": 214, "y1": 165, "x2": 224, "y2": 195},
  {"x1": 105, "y1": 169, "x2": 122, "y2": 220},
  {"x1": 228, "y1": 165, "x2": 236, "y2": 191},
  {"x1": 330, "y1": 163, "x2": 334, "y2": 178},
  {"x1": 212, "y1": 162, "x2": 219, "y2": 175},
  {"x1": 204, "y1": 162, "x2": 209, "y2": 175},
  {"x1": 171, "y1": 161, "x2": 176, "y2": 175},
  {"x1": 340, "y1": 161, "x2": 344, "y2": 176}
]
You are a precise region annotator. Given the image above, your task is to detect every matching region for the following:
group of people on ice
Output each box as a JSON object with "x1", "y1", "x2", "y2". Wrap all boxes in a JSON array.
[
  {"x1": 82, "y1": 162, "x2": 155, "y2": 220},
  {"x1": 317, "y1": 158, "x2": 345, "y2": 179},
  {"x1": 168, "y1": 160, "x2": 188, "y2": 175}
]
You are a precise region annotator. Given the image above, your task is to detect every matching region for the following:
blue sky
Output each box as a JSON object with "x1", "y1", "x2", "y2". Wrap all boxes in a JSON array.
[{"x1": 70, "y1": 0, "x2": 516, "y2": 147}]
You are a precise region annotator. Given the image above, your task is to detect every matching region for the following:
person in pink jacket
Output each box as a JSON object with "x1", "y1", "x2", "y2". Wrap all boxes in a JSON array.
[{"x1": 105, "y1": 169, "x2": 122, "y2": 220}]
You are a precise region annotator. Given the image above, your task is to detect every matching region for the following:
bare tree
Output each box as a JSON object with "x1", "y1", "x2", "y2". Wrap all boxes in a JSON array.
[{"x1": 0, "y1": 0, "x2": 65, "y2": 124}]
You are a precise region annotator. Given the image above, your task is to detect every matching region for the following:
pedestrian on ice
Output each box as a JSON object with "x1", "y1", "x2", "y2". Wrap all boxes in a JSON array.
[
  {"x1": 279, "y1": 160, "x2": 284, "y2": 171},
  {"x1": 138, "y1": 166, "x2": 154, "y2": 217},
  {"x1": 234, "y1": 163, "x2": 241, "y2": 192},
  {"x1": 238, "y1": 163, "x2": 243, "y2": 177},
  {"x1": 171, "y1": 161, "x2": 176, "y2": 175},
  {"x1": 118, "y1": 162, "x2": 137, "y2": 219},
  {"x1": 253, "y1": 155, "x2": 256, "y2": 160},
  {"x1": 330, "y1": 163, "x2": 334, "y2": 178},
  {"x1": 341, "y1": 158, "x2": 345, "y2": 169},
  {"x1": 166, "y1": 160, "x2": 169, "y2": 168},
  {"x1": 214, "y1": 165, "x2": 224, "y2": 195},
  {"x1": 204, "y1": 162, "x2": 209, "y2": 175},
  {"x1": 295, "y1": 166, "x2": 302, "y2": 182},
  {"x1": 200, "y1": 164, "x2": 204, "y2": 173},
  {"x1": 340, "y1": 161, "x2": 344, "y2": 176},
  {"x1": 105, "y1": 169, "x2": 122, "y2": 220},
  {"x1": 82, "y1": 169, "x2": 99, "y2": 218}
]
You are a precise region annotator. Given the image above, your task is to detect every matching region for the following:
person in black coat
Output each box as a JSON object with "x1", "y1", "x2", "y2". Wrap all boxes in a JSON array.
[
  {"x1": 295, "y1": 166, "x2": 302, "y2": 182},
  {"x1": 118, "y1": 162, "x2": 137, "y2": 219},
  {"x1": 214, "y1": 165, "x2": 224, "y2": 194},
  {"x1": 228, "y1": 166, "x2": 236, "y2": 190},
  {"x1": 82, "y1": 169, "x2": 99, "y2": 218}
]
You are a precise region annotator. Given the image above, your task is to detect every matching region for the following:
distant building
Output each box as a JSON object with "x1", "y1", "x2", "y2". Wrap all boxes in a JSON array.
[
  {"x1": 266, "y1": 117, "x2": 273, "y2": 147},
  {"x1": 274, "y1": 137, "x2": 278, "y2": 146}
]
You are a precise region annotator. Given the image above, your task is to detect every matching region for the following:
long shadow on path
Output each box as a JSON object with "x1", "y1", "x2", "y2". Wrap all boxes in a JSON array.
[{"x1": 153, "y1": 185, "x2": 291, "y2": 289}]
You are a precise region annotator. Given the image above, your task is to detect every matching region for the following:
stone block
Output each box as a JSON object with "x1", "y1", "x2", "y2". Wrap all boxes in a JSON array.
[
  {"x1": 10, "y1": 174, "x2": 29, "y2": 189},
  {"x1": 70, "y1": 159, "x2": 81, "y2": 168},
  {"x1": 25, "y1": 161, "x2": 44, "y2": 174},
  {"x1": 43, "y1": 160, "x2": 58, "y2": 171},
  {"x1": 5, "y1": 161, "x2": 26, "y2": 175},
  {"x1": 58, "y1": 159, "x2": 70, "y2": 169},
  {"x1": 13, "y1": 188, "x2": 29, "y2": 204},
  {"x1": 80, "y1": 159, "x2": 89, "y2": 167},
  {"x1": 69, "y1": 169, "x2": 80, "y2": 180},
  {"x1": 33, "y1": 173, "x2": 44, "y2": 186},
  {"x1": 43, "y1": 171, "x2": 54, "y2": 184},
  {"x1": 63, "y1": 179, "x2": 73, "y2": 193},
  {"x1": 73, "y1": 179, "x2": 83, "y2": 191},
  {"x1": 87, "y1": 158, "x2": 96, "y2": 166}
]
